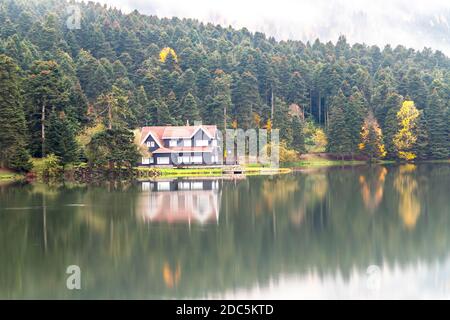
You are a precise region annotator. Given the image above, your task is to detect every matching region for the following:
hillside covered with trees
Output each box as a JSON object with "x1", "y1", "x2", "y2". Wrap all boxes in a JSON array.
[{"x1": 0, "y1": 0, "x2": 449, "y2": 172}]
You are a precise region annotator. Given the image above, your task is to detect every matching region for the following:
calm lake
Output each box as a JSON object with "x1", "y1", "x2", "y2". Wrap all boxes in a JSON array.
[{"x1": 1, "y1": 164, "x2": 450, "y2": 299}]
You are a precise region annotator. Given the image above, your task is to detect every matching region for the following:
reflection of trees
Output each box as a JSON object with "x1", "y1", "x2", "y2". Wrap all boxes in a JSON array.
[
  {"x1": 359, "y1": 167, "x2": 388, "y2": 212},
  {"x1": 394, "y1": 165, "x2": 421, "y2": 230},
  {"x1": 0, "y1": 165, "x2": 450, "y2": 298}
]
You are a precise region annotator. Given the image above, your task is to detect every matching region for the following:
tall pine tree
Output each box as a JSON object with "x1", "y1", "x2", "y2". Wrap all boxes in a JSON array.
[{"x1": 0, "y1": 55, "x2": 31, "y2": 172}]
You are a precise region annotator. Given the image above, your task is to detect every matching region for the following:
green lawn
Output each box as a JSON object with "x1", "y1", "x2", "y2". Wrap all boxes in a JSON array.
[{"x1": 0, "y1": 169, "x2": 22, "y2": 181}]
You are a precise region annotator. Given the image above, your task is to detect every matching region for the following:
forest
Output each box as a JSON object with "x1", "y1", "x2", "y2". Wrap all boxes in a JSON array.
[{"x1": 0, "y1": 0, "x2": 449, "y2": 172}]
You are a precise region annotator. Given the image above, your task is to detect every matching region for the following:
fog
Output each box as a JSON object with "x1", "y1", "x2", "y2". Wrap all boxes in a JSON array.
[{"x1": 92, "y1": 0, "x2": 450, "y2": 54}]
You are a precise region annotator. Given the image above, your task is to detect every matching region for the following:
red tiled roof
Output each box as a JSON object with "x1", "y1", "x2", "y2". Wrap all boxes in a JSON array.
[{"x1": 140, "y1": 125, "x2": 217, "y2": 145}]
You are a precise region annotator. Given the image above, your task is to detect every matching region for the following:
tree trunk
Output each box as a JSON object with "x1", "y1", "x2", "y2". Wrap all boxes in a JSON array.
[
  {"x1": 318, "y1": 92, "x2": 321, "y2": 124},
  {"x1": 108, "y1": 95, "x2": 112, "y2": 130},
  {"x1": 223, "y1": 103, "x2": 227, "y2": 131},
  {"x1": 271, "y1": 88, "x2": 274, "y2": 120},
  {"x1": 41, "y1": 101, "x2": 46, "y2": 157}
]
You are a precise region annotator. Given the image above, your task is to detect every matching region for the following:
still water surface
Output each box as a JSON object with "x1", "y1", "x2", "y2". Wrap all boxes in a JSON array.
[{"x1": 1, "y1": 164, "x2": 450, "y2": 299}]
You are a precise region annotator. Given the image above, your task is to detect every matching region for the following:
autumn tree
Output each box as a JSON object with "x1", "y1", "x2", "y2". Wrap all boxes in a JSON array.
[
  {"x1": 359, "y1": 113, "x2": 386, "y2": 162},
  {"x1": 393, "y1": 100, "x2": 420, "y2": 161}
]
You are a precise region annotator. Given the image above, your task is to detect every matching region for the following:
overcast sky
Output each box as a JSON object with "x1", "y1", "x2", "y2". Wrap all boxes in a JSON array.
[{"x1": 92, "y1": 0, "x2": 450, "y2": 55}]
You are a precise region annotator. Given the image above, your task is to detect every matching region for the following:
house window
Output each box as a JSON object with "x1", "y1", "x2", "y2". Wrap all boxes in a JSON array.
[
  {"x1": 183, "y1": 140, "x2": 192, "y2": 147},
  {"x1": 146, "y1": 141, "x2": 155, "y2": 148},
  {"x1": 169, "y1": 140, "x2": 178, "y2": 147},
  {"x1": 142, "y1": 157, "x2": 150, "y2": 165},
  {"x1": 192, "y1": 156, "x2": 203, "y2": 164},
  {"x1": 191, "y1": 182, "x2": 204, "y2": 190},
  {"x1": 157, "y1": 157, "x2": 170, "y2": 165},
  {"x1": 195, "y1": 140, "x2": 209, "y2": 147},
  {"x1": 178, "y1": 156, "x2": 191, "y2": 164},
  {"x1": 157, "y1": 181, "x2": 170, "y2": 191}
]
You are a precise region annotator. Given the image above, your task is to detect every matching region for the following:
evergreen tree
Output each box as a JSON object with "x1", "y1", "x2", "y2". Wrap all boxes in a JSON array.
[
  {"x1": 382, "y1": 92, "x2": 403, "y2": 159},
  {"x1": 76, "y1": 49, "x2": 98, "y2": 100},
  {"x1": 46, "y1": 111, "x2": 78, "y2": 166},
  {"x1": 180, "y1": 93, "x2": 201, "y2": 124},
  {"x1": 166, "y1": 91, "x2": 180, "y2": 125},
  {"x1": 0, "y1": 55, "x2": 31, "y2": 171},
  {"x1": 426, "y1": 90, "x2": 448, "y2": 159},
  {"x1": 327, "y1": 91, "x2": 352, "y2": 157},
  {"x1": 87, "y1": 128, "x2": 140, "y2": 170},
  {"x1": 291, "y1": 116, "x2": 306, "y2": 153},
  {"x1": 232, "y1": 71, "x2": 261, "y2": 129},
  {"x1": 95, "y1": 85, "x2": 132, "y2": 130},
  {"x1": 346, "y1": 89, "x2": 367, "y2": 155},
  {"x1": 414, "y1": 113, "x2": 430, "y2": 160},
  {"x1": 156, "y1": 100, "x2": 175, "y2": 125},
  {"x1": 25, "y1": 60, "x2": 68, "y2": 157},
  {"x1": 273, "y1": 98, "x2": 293, "y2": 146},
  {"x1": 287, "y1": 71, "x2": 307, "y2": 108}
]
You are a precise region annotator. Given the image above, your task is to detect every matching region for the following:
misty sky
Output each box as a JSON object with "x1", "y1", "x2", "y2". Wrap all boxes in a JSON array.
[{"x1": 93, "y1": 0, "x2": 450, "y2": 54}]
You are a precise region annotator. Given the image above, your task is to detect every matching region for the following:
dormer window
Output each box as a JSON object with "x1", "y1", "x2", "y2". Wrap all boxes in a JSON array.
[
  {"x1": 183, "y1": 140, "x2": 192, "y2": 147},
  {"x1": 169, "y1": 140, "x2": 178, "y2": 147},
  {"x1": 195, "y1": 140, "x2": 209, "y2": 147},
  {"x1": 146, "y1": 141, "x2": 155, "y2": 148}
]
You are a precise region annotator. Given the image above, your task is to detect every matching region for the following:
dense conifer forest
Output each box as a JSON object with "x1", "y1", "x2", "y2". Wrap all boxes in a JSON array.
[{"x1": 0, "y1": 0, "x2": 449, "y2": 171}]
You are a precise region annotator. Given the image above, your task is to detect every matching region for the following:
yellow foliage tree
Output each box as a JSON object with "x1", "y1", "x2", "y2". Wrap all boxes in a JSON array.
[
  {"x1": 311, "y1": 128, "x2": 327, "y2": 153},
  {"x1": 159, "y1": 47, "x2": 178, "y2": 63},
  {"x1": 393, "y1": 100, "x2": 420, "y2": 161},
  {"x1": 266, "y1": 119, "x2": 272, "y2": 131},
  {"x1": 359, "y1": 113, "x2": 387, "y2": 161}
]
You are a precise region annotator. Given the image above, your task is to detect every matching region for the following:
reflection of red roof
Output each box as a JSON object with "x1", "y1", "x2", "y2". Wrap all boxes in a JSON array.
[
  {"x1": 153, "y1": 147, "x2": 213, "y2": 154},
  {"x1": 140, "y1": 191, "x2": 219, "y2": 224},
  {"x1": 140, "y1": 125, "x2": 217, "y2": 145}
]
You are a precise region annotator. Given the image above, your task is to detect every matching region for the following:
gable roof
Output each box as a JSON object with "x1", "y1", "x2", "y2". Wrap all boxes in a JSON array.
[{"x1": 140, "y1": 125, "x2": 217, "y2": 145}]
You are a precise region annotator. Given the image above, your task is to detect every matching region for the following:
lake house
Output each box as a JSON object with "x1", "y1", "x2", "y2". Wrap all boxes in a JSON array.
[{"x1": 139, "y1": 125, "x2": 221, "y2": 166}]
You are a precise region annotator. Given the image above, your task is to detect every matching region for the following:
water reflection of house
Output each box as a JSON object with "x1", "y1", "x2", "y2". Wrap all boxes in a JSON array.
[{"x1": 138, "y1": 180, "x2": 221, "y2": 224}]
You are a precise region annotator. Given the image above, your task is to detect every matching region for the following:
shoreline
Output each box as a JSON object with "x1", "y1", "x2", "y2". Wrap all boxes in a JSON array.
[{"x1": 3, "y1": 159, "x2": 449, "y2": 182}]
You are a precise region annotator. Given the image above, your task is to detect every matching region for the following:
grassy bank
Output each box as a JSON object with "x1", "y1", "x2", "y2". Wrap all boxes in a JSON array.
[
  {"x1": 283, "y1": 159, "x2": 367, "y2": 168},
  {"x1": 137, "y1": 165, "x2": 291, "y2": 179},
  {"x1": 139, "y1": 167, "x2": 223, "y2": 178},
  {"x1": 0, "y1": 169, "x2": 23, "y2": 181}
]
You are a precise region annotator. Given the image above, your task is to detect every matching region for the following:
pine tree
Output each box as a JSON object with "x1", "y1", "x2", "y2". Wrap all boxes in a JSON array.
[
  {"x1": 232, "y1": 71, "x2": 261, "y2": 129},
  {"x1": 25, "y1": 60, "x2": 68, "y2": 157},
  {"x1": 291, "y1": 116, "x2": 306, "y2": 153},
  {"x1": 196, "y1": 67, "x2": 211, "y2": 101},
  {"x1": 346, "y1": 89, "x2": 367, "y2": 155},
  {"x1": 273, "y1": 98, "x2": 293, "y2": 146},
  {"x1": 414, "y1": 113, "x2": 430, "y2": 160},
  {"x1": 0, "y1": 54, "x2": 31, "y2": 172},
  {"x1": 93, "y1": 63, "x2": 111, "y2": 97},
  {"x1": 156, "y1": 100, "x2": 175, "y2": 125},
  {"x1": 287, "y1": 71, "x2": 307, "y2": 108},
  {"x1": 95, "y1": 86, "x2": 132, "y2": 130},
  {"x1": 382, "y1": 92, "x2": 403, "y2": 159},
  {"x1": 132, "y1": 86, "x2": 150, "y2": 127},
  {"x1": 166, "y1": 91, "x2": 180, "y2": 125},
  {"x1": 426, "y1": 90, "x2": 448, "y2": 159},
  {"x1": 76, "y1": 49, "x2": 98, "y2": 100},
  {"x1": 46, "y1": 111, "x2": 78, "y2": 166},
  {"x1": 180, "y1": 93, "x2": 201, "y2": 124},
  {"x1": 327, "y1": 91, "x2": 352, "y2": 157}
]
